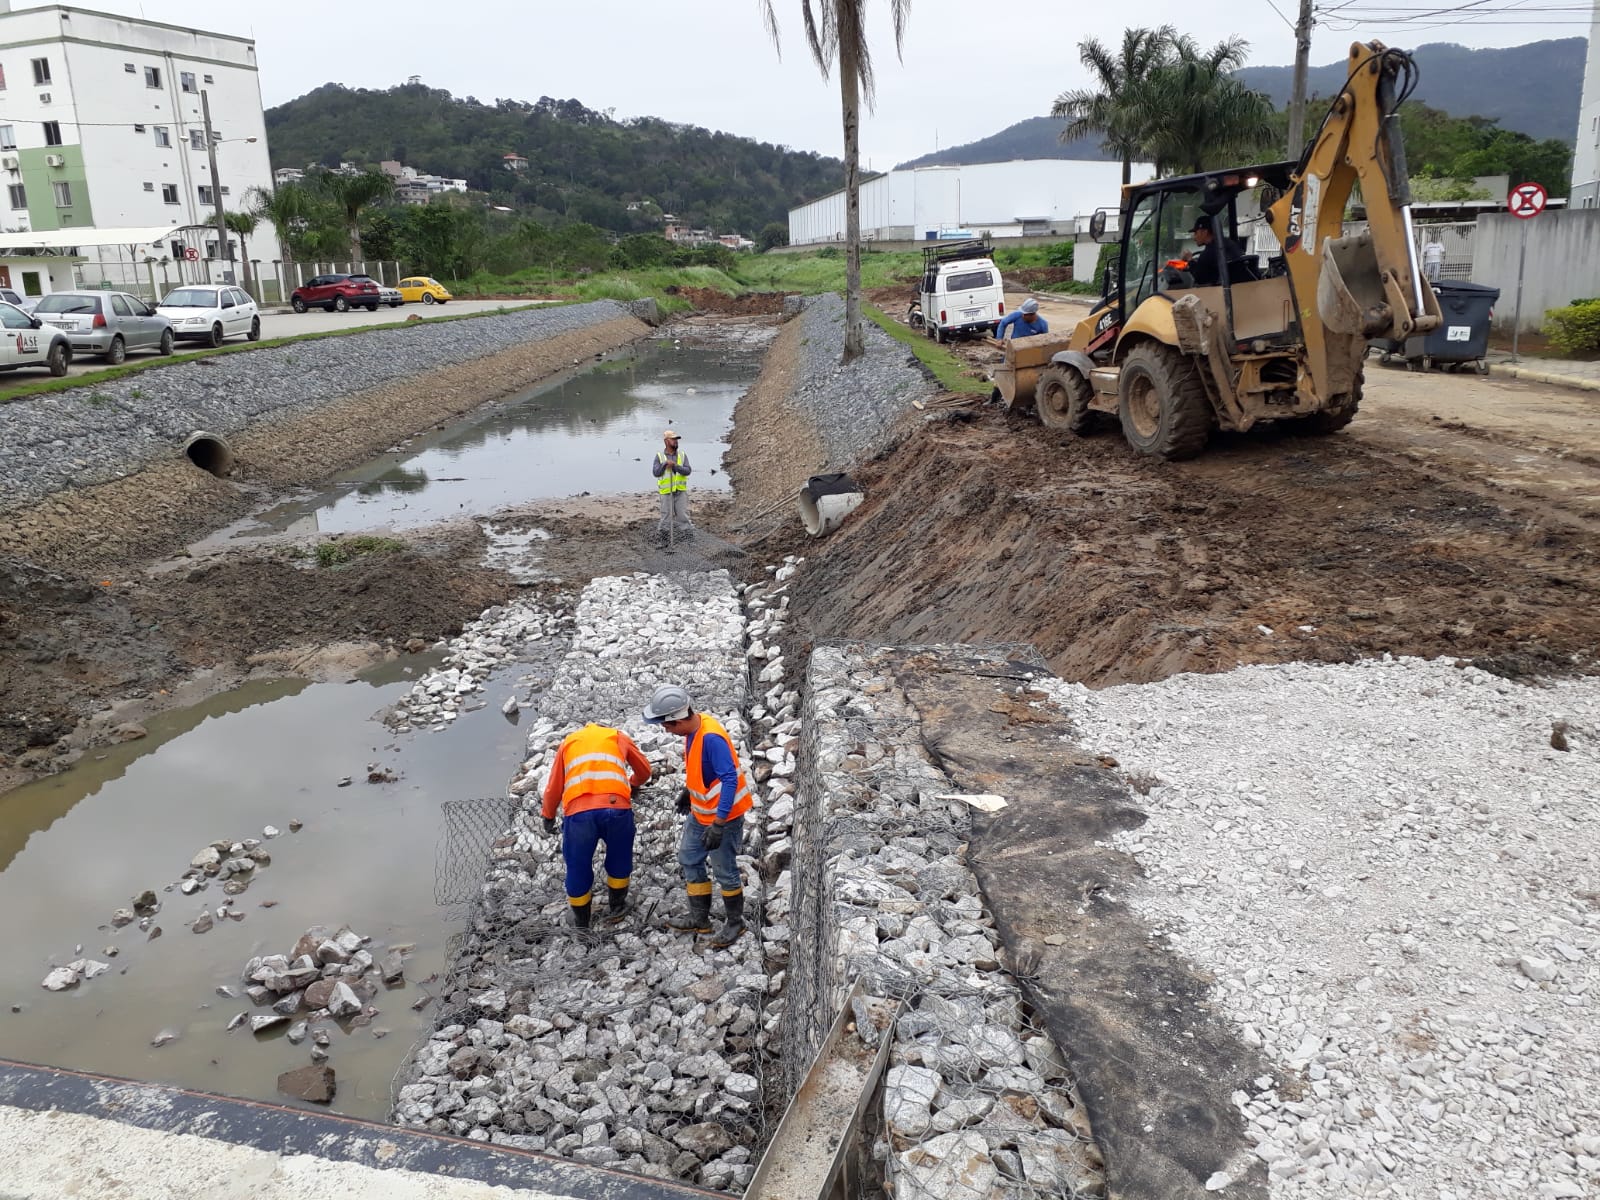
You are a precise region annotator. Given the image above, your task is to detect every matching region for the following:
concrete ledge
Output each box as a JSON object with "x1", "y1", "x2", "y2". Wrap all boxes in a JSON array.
[
  {"x1": 0, "y1": 1057, "x2": 714, "y2": 1200},
  {"x1": 1488, "y1": 362, "x2": 1600, "y2": 392}
]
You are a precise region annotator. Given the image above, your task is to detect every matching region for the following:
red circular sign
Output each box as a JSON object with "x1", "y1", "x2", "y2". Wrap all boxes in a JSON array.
[
  {"x1": 183, "y1": 246, "x2": 200, "y2": 262},
  {"x1": 1508, "y1": 182, "x2": 1547, "y2": 220}
]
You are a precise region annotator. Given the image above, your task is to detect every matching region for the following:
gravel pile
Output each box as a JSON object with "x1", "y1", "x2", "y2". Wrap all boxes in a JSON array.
[
  {"x1": 386, "y1": 598, "x2": 571, "y2": 733},
  {"x1": 787, "y1": 643, "x2": 1105, "y2": 1199},
  {"x1": 790, "y1": 294, "x2": 938, "y2": 469},
  {"x1": 0, "y1": 300, "x2": 639, "y2": 512},
  {"x1": 1042, "y1": 657, "x2": 1600, "y2": 1198},
  {"x1": 395, "y1": 571, "x2": 772, "y2": 1191}
]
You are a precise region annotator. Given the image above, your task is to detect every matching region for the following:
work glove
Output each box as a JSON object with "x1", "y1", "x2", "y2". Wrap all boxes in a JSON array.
[
  {"x1": 676, "y1": 788, "x2": 692, "y2": 815},
  {"x1": 702, "y1": 821, "x2": 726, "y2": 851},
  {"x1": 542, "y1": 817, "x2": 558, "y2": 836}
]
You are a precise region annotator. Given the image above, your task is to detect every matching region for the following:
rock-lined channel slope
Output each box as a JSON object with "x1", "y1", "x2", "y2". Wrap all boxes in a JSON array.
[{"x1": 394, "y1": 572, "x2": 769, "y2": 1191}]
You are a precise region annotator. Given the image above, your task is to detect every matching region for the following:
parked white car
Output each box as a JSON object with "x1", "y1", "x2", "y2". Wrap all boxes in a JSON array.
[
  {"x1": 156, "y1": 285, "x2": 261, "y2": 346},
  {"x1": 918, "y1": 242, "x2": 1006, "y2": 343},
  {"x1": 0, "y1": 299, "x2": 71, "y2": 375}
]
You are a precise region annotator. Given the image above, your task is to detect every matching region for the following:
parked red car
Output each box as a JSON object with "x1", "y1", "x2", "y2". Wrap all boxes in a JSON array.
[{"x1": 290, "y1": 274, "x2": 381, "y2": 313}]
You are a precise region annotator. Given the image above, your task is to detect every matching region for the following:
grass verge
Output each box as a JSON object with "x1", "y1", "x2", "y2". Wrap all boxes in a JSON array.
[
  {"x1": 863, "y1": 303, "x2": 991, "y2": 396},
  {"x1": 0, "y1": 302, "x2": 556, "y2": 405}
]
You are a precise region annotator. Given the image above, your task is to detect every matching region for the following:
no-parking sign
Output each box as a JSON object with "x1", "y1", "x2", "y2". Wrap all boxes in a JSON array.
[{"x1": 1508, "y1": 182, "x2": 1547, "y2": 219}]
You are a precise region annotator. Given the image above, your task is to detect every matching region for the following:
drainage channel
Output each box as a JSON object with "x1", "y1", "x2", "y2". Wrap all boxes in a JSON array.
[{"x1": 0, "y1": 322, "x2": 772, "y2": 1130}]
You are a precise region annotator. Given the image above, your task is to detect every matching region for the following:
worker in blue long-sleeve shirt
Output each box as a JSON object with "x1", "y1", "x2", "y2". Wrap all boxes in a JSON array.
[
  {"x1": 994, "y1": 297, "x2": 1049, "y2": 340},
  {"x1": 643, "y1": 683, "x2": 754, "y2": 948}
]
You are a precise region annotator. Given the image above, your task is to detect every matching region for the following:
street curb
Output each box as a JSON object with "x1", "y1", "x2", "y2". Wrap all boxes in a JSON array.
[{"x1": 1487, "y1": 363, "x2": 1600, "y2": 393}]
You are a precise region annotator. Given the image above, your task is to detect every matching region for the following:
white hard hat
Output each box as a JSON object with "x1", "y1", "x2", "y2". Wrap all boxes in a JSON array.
[
  {"x1": 1020, "y1": 298, "x2": 1039, "y2": 315},
  {"x1": 643, "y1": 683, "x2": 692, "y2": 724}
]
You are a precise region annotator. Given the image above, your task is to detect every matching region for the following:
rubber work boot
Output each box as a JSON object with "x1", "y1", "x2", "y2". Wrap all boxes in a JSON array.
[
  {"x1": 709, "y1": 892, "x2": 745, "y2": 949},
  {"x1": 666, "y1": 891, "x2": 713, "y2": 934},
  {"x1": 570, "y1": 899, "x2": 592, "y2": 929},
  {"x1": 602, "y1": 884, "x2": 630, "y2": 924}
]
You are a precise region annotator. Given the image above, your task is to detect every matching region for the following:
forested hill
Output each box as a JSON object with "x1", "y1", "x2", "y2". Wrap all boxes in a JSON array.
[
  {"x1": 900, "y1": 38, "x2": 1584, "y2": 169},
  {"x1": 1237, "y1": 38, "x2": 1586, "y2": 145},
  {"x1": 264, "y1": 84, "x2": 845, "y2": 235}
]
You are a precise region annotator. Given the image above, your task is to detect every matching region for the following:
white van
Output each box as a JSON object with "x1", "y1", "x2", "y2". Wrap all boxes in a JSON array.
[{"x1": 918, "y1": 242, "x2": 1006, "y2": 343}]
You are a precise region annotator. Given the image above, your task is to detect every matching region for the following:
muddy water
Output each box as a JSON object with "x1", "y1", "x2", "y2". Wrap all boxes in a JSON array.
[
  {"x1": 0, "y1": 657, "x2": 537, "y2": 1118},
  {"x1": 221, "y1": 339, "x2": 758, "y2": 540},
  {"x1": 0, "y1": 327, "x2": 768, "y2": 1117}
]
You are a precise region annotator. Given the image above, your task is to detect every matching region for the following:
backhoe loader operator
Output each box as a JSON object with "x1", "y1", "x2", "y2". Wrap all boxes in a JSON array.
[{"x1": 1184, "y1": 217, "x2": 1247, "y2": 288}]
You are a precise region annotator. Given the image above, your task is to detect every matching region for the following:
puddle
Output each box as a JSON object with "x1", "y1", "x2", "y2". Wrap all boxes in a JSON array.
[
  {"x1": 0, "y1": 657, "x2": 540, "y2": 1119},
  {"x1": 204, "y1": 334, "x2": 768, "y2": 545}
]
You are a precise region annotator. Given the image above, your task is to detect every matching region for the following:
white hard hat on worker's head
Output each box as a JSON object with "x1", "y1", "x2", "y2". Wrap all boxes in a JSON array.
[
  {"x1": 643, "y1": 683, "x2": 693, "y2": 724},
  {"x1": 1020, "y1": 298, "x2": 1039, "y2": 315}
]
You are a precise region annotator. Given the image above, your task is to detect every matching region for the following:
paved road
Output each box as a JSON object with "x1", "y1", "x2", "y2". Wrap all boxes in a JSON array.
[{"x1": 47, "y1": 299, "x2": 549, "y2": 381}]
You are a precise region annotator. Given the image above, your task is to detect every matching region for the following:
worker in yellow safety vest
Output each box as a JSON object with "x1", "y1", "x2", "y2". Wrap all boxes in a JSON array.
[
  {"x1": 642, "y1": 683, "x2": 753, "y2": 948},
  {"x1": 540, "y1": 723, "x2": 654, "y2": 927},
  {"x1": 652, "y1": 428, "x2": 693, "y2": 546}
]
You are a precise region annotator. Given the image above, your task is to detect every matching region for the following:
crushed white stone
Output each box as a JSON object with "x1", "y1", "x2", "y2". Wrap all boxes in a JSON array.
[{"x1": 1040, "y1": 656, "x2": 1600, "y2": 1199}]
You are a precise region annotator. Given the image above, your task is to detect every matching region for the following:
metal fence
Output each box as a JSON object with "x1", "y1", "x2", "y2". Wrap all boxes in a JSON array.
[{"x1": 67, "y1": 259, "x2": 404, "y2": 307}]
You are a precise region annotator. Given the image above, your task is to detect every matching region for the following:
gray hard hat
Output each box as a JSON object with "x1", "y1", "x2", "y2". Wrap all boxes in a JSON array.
[
  {"x1": 642, "y1": 683, "x2": 693, "y2": 724},
  {"x1": 1020, "y1": 297, "x2": 1039, "y2": 314}
]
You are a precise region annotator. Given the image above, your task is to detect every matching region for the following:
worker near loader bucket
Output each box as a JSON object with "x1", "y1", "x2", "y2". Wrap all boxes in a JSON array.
[
  {"x1": 642, "y1": 683, "x2": 753, "y2": 948},
  {"x1": 993, "y1": 297, "x2": 1048, "y2": 340},
  {"x1": 652, "y1": 429, "x2": 693, "y2": 546},
  {"x1": 540, "y1": 723, "x2": 654, "y2": 927}
]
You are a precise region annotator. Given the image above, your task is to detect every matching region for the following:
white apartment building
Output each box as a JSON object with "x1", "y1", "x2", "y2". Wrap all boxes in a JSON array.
[
  {"x1": 1572, "y1": 0, "x2": 1600, "y2": 208},
  {"x1": 0, "y1": 2, "x2": 279, "y2": 299}
]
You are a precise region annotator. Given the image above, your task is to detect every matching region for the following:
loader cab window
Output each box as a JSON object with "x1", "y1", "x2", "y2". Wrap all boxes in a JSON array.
[{"x1": 1121, "y1": 192, "x2": 1163, "y2": 309}]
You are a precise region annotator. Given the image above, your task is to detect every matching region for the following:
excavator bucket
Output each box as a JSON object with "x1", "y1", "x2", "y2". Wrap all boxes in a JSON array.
[{"x1": 1317, "y1": 231, "x2": 1388, "y2": 338}]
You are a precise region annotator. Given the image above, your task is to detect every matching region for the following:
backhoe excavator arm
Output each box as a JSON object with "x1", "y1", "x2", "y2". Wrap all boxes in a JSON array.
[{"x1": 1265, "y1": 41, "x2": 1441, "y2": 400}]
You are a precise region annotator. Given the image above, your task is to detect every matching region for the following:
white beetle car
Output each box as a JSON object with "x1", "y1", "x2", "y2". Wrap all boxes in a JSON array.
[{"x1": 156, "y1": 285, "x2": 262, "y2": 347}]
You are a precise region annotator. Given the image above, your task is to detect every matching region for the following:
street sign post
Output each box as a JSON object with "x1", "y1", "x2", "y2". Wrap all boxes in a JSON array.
[{"x1": 1507, "y1": 182, "x2": 1547, "y2": 363}]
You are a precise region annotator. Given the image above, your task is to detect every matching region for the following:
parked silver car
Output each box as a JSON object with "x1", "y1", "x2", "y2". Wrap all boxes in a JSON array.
[{"x1": 32, "y1": 290, "x2": 174, "y2": 363}]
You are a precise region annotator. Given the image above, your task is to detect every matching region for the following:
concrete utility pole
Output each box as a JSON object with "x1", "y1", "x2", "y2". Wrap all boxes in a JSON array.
[
  {"x1": 1286, "y1": 0, "x2": 1315, "y2": 158},
  {"x1": 201, "y1": 89, "x2": 230, "y2": 284}
]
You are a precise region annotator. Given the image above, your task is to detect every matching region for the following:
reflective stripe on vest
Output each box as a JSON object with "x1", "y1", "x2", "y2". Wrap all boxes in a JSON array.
[
  {"x1": 656, "y1": 453, "x2": 687, "y2": 495},
  {"x1": 685, "y1": 714, "x2": 753, "y2": 825},
  {"x1": 560, "y1": 725, "x2": 632, "y2": 809}
]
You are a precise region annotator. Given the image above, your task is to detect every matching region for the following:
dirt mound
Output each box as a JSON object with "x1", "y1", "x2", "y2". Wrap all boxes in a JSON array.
[
  {"x1": 1004, "y1": 266, "x2": 1075, "y2": 287},
  {"x1": 763, "y1": 408, "x2": 1600, "y2": 686},
  {"x1": 669, "y1": 287, "x2": 788, "y2": 315}
]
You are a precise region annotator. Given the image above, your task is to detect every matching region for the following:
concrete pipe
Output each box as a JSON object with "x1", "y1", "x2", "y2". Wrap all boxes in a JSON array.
[
  {"x1": 799, "y1": 473, "x2": 864, "y2": 538},
  {"x1": 182, "y1": 431, "x2": 236, "y2": 478}
]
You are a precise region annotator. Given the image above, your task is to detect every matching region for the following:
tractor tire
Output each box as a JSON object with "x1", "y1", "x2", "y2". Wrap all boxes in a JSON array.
[
  {"x1": 1299, "y1": 375, "x2": 1363, "y2": 435},
  {"x1": 1116, "y1": 343, "x2": 1212, "y2": 460},
  {"x1": 1035, "y1": 365, "x2": 1097, "y2": 434}
]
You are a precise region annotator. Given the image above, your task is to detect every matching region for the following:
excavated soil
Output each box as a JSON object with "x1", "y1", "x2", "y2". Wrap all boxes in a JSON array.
[
  {"x1": 669, "y1": 286, "x2": 789, "y2": 315},
  {"x1": 743, "y1": 392, "x2": 1600, "y2": 689}
]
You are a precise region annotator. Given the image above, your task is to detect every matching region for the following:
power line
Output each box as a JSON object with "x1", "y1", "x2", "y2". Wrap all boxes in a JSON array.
[{"x1": 1266, "y1": 0, "x2": 1300, "y2": 31}]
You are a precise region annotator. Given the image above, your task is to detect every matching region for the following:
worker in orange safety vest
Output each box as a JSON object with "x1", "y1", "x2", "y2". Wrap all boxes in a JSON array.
[
  {"x1": 540, "y1": 723, "x2": 653, "y2": 927},
  {"x1": 642, "y1": 683, "x2": 753, "y2": 948}
]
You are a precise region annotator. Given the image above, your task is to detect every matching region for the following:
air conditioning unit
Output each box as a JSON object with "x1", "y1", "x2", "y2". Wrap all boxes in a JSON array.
[
  {"x1": 45, "y1": 154, "x2": 65, "y2": 168},
  {"x1": 1, "y1": 155, "x2": 18, "y2": 170},
  {"x1": 39, "y1": 93, "x2": 51, "y2": 104}
]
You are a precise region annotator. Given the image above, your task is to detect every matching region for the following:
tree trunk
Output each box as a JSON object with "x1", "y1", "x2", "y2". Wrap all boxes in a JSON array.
[
  {"x1": 237, "y1": 233, "x2": 255, "y2": 298},
  {"x1": 839, "y1": 34, "x2": 865, "y2": 364},
  {"x1": 349, "y1": 219, "x2": 364, "y2": 266},
  {"x1": 1121, "y1": 156, "x2": 1132, "y2": 188}
]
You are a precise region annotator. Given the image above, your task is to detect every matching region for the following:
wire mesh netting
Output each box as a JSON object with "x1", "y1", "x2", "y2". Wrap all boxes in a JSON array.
[{"x1": 435, "y1": 796, "x2": 522, "y2": 910}]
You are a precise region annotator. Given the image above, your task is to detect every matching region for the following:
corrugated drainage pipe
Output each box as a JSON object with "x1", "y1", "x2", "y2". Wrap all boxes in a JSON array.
[
  {"x1": 183, "y1": 431, "x2": 236, "y2": 478},
  {"x1": 799, "y1": 472, "x2": 863, "y2": 538}
]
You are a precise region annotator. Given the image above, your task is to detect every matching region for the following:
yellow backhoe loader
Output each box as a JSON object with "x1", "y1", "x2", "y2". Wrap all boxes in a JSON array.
[{"x1": 996, "y1": 41, "x2": 1440, "y2": 459}]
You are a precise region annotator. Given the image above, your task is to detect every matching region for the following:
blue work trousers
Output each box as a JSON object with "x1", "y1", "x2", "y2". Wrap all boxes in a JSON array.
[
  {"x1": 679, "y1": 814, "x2": 744, "y2": 894},
  {"x1": 561, "y1": 808, "x2": 635, "y2": 902}
]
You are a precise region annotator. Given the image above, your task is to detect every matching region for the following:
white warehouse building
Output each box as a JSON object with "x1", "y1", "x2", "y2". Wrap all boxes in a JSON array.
[
  {"x1": 0, "y1": 2, "x2": 279, "y2": 301},
  {"x1": 788, "y1": 159, "x2": 1137, "y2": 246}
]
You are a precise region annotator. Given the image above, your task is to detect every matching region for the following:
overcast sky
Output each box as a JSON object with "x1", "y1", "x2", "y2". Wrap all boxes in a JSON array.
[{"x1": 29, "y1": 0, "x2": 1591, "y2": 166}]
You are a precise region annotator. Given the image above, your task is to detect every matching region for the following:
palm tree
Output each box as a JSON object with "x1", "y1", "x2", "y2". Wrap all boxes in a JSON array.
[
  {"x1": 760, "y1": 1, "x2": 911, "y2": 363},
  {"x1": 1051, "y1": 27, "x2": 1177, "y2": 187},
  {"x1": 1137, "y1": 38, "x2": 1277, "y2": 176},
  {"x1": 317, "y1": 170, "x2": 395, "y2": 264},
  {"x1": 223, "y1": 210, "x2": 260, "y2": 297},
  {"x1": 248, "y1": 183, "x2": 312, "y2": 296}
]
